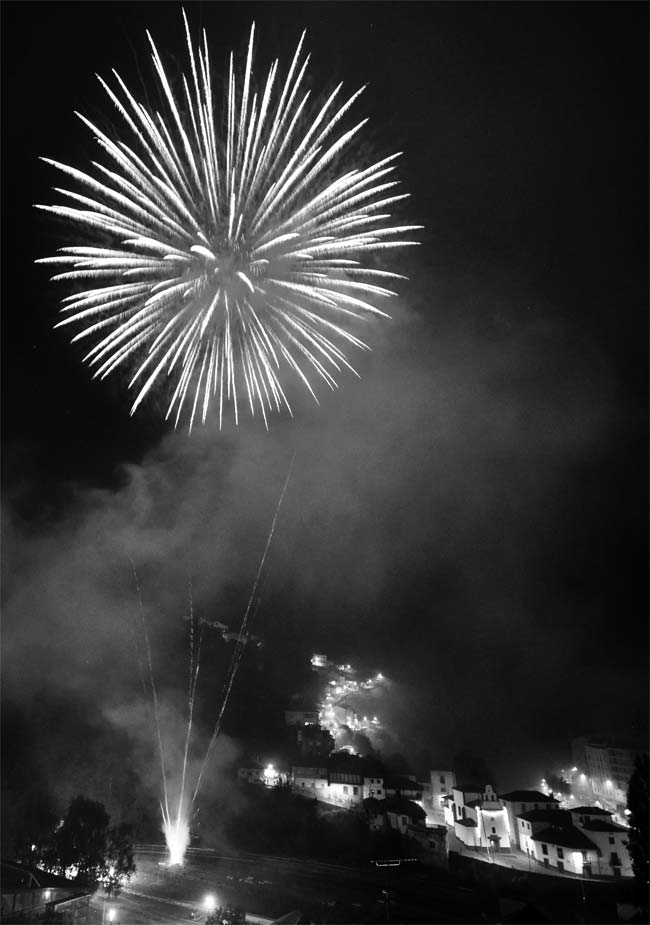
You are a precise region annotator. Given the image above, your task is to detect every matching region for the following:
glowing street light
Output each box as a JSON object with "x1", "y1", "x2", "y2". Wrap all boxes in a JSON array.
[
  {"x1": 203, "y1": 894, "x2": 217, "y2": 913},
  {"x1": 107, "y1": 909, "x2": 116, "y2": 923}
]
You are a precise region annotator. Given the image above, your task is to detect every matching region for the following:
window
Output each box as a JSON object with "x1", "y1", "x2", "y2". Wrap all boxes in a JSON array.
[
  {"x1": 557, "y1": 860, "x2": 564, "y2": 872},
  {"x1": 557, "y1": 848, "x2": 564, "y2": 859},
  {"x1": 608, "y1": 837, "x2": 615, "y2": 845},
  {"x1": 542, "y1": 844, "x2": 548, "y2": 856},
  {"x1": 353, "y1": 786, "x2": 359, "y2": 796},
  {"x1": 491, "y1": 827, "x2": 496, "y2": 834},
  {"x1": 401, "y1": 815, "x2": 407, "y2": 825},
  {"x1": 440, "y1": 776, "x2": 446, "y2": 785},
  {"x1": 377, "y1": 788, "x2": 382, "y2": 795},
  {"x1": 343, "y1": 785, "x2": 348, "y2": 793}
]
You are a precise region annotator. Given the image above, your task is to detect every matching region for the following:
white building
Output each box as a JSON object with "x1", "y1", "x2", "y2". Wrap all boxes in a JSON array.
[
  {"x1": 430, "y1": 770, "x2": 456, "y2": 810},
  {"x1": 499, "y1": 790, "x2": 561, "y2": 846},
  {"x1": 530, "y1": 826, "x2": 600, "y2": 876},
  {"x1": 517, "y1": 809, "x2": 572, "y2": 855},
  {"x1": 524, "y1": 806, "x2": 633, "y2": 878},
  {"x1": 448, "y1": 784, "x2": 511, "y2": 851},
  {"x1": 570, "y1": 807, "x2": 633, "y2": 877},
  {"x1": 572, "y1": 737, "x2": 646, "y2": 812},
  {"x1": 292, "y1": 765, "x2": 328, "y2": 799}
]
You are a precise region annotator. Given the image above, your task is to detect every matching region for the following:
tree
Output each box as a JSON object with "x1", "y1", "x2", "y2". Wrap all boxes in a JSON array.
[
  {"x1": 627, "y1": 754, "x2": 649, "y2": 915},
  {"x1": 42, "y1": 795, "x2": 135, "y2": 895},
  {"x1": 206, "y1": 906, "x2": 246, "y2": 925}
]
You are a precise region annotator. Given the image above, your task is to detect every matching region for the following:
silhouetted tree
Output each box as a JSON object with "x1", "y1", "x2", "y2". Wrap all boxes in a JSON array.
[
  {"x1": 627, "y1": 754, "x2": 649, "y2": 915},
  {"x1": 41, "y1": 795, "x2": 135, "y2": 895},
  {"x1": 206, "y1": 905, "x2": 246, "y2": 924}
]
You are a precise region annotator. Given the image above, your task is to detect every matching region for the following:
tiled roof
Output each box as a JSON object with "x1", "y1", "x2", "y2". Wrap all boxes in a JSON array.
[{"x1": 532, "y1": 826, "x2": 599, "y2": 852}]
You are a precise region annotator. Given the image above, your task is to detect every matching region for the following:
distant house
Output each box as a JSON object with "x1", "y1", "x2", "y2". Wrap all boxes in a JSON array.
[
  {"x1": 570, "y1": 808, "x2": 633, "y2": 877},
  {"x1": 1, "y1": 860, "x2": 93, "y2": 924},
  {"x1": 447, "y1": 784, "x2": 511, "y2": 851},
  {"x1": 295, "y1": 723, "x2": 334, "y2": 759},
  {"x1": 384, "y1": 774, "x2": 423, "y2": 803},
  {"x1": 284, "y1": 708, "x2": 319, "y2": 726},
  {"x1": 531, "y1": 824, "x2": 601, "y2": 875},
  {"x1": 499, "y1": 790, "x2": 560, "y2": 845},
  {"x1": 517, "y1": 809, "x2": 572, "y2": 854},
  {"x1": 524, "y1": 805, "x2": 633, "y2": 877},
  {"x1": 364, "y1": 796, "x2": 426, "y2": 834},
  {"x1": 292, "y1": 765, "x2": 329, "y2": 799},
  {"x1": 572, "y1": 737, "x2": 647, "y2": 812},
  {"x1": 238, "y1": 760, "x2": 265, "y2": 784},
  {"x1": 430, "y1": 770, "x2": 456, "y2": 810}
]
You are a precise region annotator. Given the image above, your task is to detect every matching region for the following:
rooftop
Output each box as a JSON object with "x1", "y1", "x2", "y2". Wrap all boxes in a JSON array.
[
  {"x1": 500, "y1": 791, "x2": 559, "y2": 803},
  {"x1": 383, "y1": 797, "x2": 427, "y2": 819},
  {"x1": 571, "y1": 806, "x2": 612, "y2": 816},
  {"x1": 532, "y1": 826, "x2": 599, "y2": 852},
  {"x1": 580, "y1": 820, "x2": 629, "y2": 834},
  {"x1": 518, "y1": 809, "x2": 571, "y2": 825},
  {"x1": 456, "y1": 817, "x2": 478, "y2": 827}
]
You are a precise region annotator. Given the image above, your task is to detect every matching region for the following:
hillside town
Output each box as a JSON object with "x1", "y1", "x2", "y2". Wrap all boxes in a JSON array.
[{"x1": 237, "y1": 653, "x2": 642, "y2": 883}]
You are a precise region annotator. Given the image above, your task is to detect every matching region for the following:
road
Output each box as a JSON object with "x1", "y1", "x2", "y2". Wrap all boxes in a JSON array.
[{"x1": 89, "y1": 847, "x2": 487, "y2": 924}]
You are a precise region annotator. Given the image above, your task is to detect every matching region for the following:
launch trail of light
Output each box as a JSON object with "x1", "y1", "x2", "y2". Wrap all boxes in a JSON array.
[
  {"x1": 173, "y1": 582, "x2": 203, "y2": 861},
  {"x1": 130, "y1": 559, "x2": 171, "y2": 827},
  {"x1": 191, "y1": 454, "x2": 295, "y2": 805}
]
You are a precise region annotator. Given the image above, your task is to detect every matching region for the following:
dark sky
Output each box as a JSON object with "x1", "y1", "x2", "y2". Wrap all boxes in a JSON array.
[{"x1": 2, "y1": 1, "x2": 648, "y2": 801}]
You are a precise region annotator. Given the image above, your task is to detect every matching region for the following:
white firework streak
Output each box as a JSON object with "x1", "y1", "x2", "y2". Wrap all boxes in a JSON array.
[{"x1": 36, "y1": 13, "x2": 421, "y2": 430}]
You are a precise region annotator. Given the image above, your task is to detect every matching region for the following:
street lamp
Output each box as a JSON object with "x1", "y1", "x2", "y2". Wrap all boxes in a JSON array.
[
  {"x1": 203, "y1": 894, "x2": 217, "y2": 913},
  {"x1": 107, "y1": 909, "x2": 116, "y2": 923}
]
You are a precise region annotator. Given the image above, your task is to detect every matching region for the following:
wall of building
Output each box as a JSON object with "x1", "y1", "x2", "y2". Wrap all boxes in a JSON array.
[
  {"x1": 430, "y1": 770, "x2": 456, "y2": 806},
  {"x1": 531, "y1": 840, "x2": 591, "y2": 875},
  {"x1": 476, "y1": 805, "x2": 511, "y2": 851},
  {"x1": 500, "y1": 798, "x2": 560, "y2": 847},
  {"x1": 576, "y1": 828, "x2": 633, "y2": 877},
  {"x1": 363, "y1": 776, "x2": 385, "y2": 800}
]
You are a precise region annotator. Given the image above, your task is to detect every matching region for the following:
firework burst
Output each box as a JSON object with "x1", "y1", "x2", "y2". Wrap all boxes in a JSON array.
[{"x1": 37, "y1": 14, "x2": 421, "y2": 429}]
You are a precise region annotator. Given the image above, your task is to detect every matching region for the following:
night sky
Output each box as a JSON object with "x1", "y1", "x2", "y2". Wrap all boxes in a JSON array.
[{"x1": 2, "y1": 1, "x2": 648, "y2": 805}]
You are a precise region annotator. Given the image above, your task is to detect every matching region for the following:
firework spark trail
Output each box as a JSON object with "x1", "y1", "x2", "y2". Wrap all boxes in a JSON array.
[
  {"x1": 177, "y1": 584, "x2": 202, "y2": 834},
  {"x1": 130, "y1": 559, "x2": 171, "y2": 825},
  {"x1": 191, "y1": 454, "x2": 295, "y2": 805},
  {"x1": 37, "y1": 13, "x2": 421, "y2": 429}
]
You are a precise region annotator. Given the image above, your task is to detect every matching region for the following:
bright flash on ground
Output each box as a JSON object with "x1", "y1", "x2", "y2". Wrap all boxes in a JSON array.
[{"x1": 164, "y1": 816, "x2": 190, "y2": 866}]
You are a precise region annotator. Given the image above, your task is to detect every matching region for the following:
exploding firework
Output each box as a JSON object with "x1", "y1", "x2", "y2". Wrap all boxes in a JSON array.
[{"x1": 37, "y1": 15, "x2": 420, "y2": 429}]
